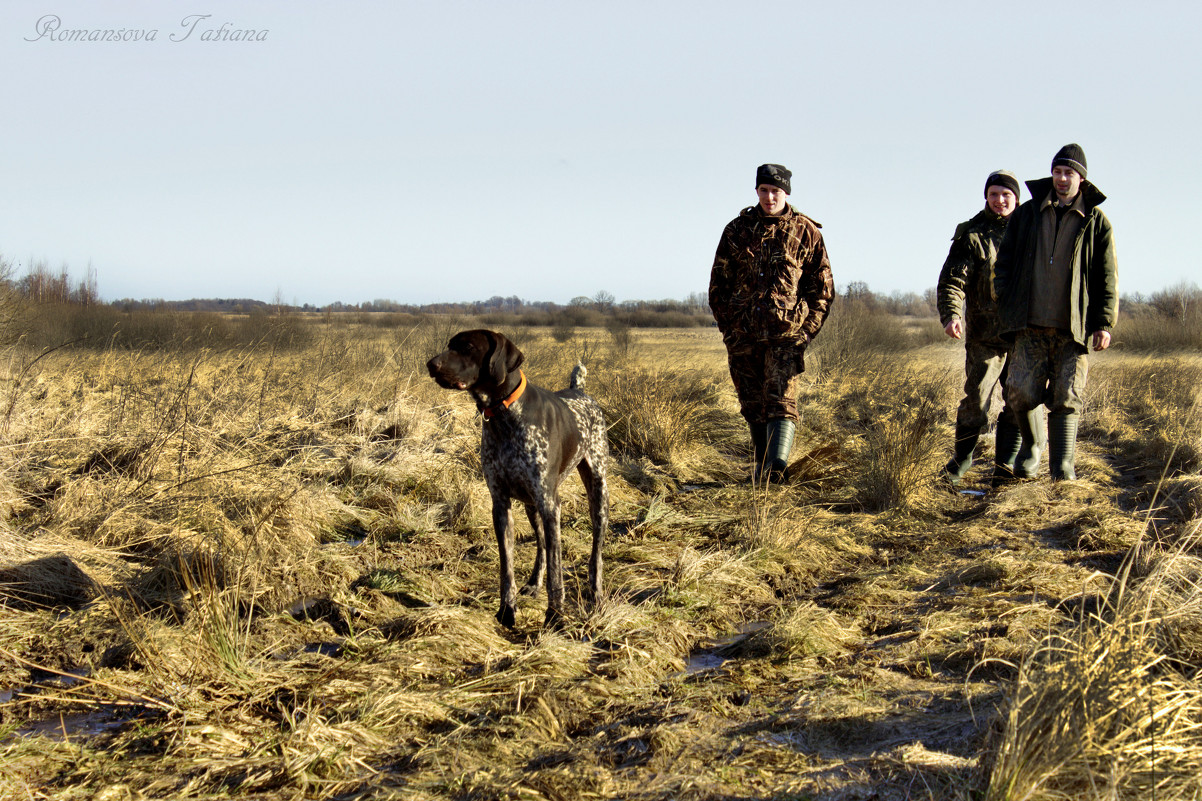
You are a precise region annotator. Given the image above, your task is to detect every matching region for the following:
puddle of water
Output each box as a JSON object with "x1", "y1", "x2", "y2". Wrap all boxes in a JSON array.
[
  {"x1": 302, "y1": 640, "x2": 345, "y2": 658},
  {"x1": 682, "y1": 621, "x2": 772, "y2": 675},
  {"x1": 15, "y1": 712, "x2": 128, "y2": 742},
  {"x1": 959, "y1": 490, "x2": 987, "y2": 497},
  {"x1": 2, "y1": 667, "x2": 92, "y2": 707},
  {"x1": 684, "y1": 652, "x2": 727, "y2": 674},
  {"x1": 32, "y1": 667, "x2": 90, "y2": 688}
]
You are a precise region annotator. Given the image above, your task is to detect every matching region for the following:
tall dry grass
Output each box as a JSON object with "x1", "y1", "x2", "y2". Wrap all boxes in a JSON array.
[
  {"x1": 1085, "y1": 357, "x2": 1202, "y2": 477},
  {"x1": 843, "y1": 359, "x2": 955, "y2": 511},
  {"x1": 1, "y1": 315, "x2": 1199, "y2": 800},
  {"x1": 984, "y1": 532, "x2": 1202, "y2": 801}
]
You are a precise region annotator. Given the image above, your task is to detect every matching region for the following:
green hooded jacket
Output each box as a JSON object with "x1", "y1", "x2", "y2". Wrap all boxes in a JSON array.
[
  {"x1": 993, "y1": 177, "x2": 1118, "y2": 346},
  {"x1": 936, "y1": 206, "x2": 1010, "y2": 348}
]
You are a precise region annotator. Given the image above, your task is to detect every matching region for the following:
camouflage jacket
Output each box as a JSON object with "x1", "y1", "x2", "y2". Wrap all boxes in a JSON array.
[
  {"x1": 936, "y1": 207, "x2": 1010, "y2": 347},
  {"x1": 709, "y1": 204, "x2": 834, "y2": 347},
  {"x1": 994, "y1": 177, "x2": 1118, "y2": 346}
]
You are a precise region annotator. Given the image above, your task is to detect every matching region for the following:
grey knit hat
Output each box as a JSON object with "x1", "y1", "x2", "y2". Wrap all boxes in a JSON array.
[
  {"x1": 1052, "y1": 144, "x2": 1087, "y2": 179},
  {"x1": 984, "y1": 169, "x2": 1021, "y2": 200},
  {"x1": 755, "y1": 163, "x2": 791, "y2": 194}
]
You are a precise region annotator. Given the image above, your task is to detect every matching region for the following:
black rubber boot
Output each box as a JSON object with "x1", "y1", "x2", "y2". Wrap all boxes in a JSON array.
[
  {"x1": 749, "y1": 421, "x2": 768, "y2": 482},
  {"x1": 1048, "y1": 412, "x2": 1079, "y2": 481},
  {"x1": 942, "y1": 424, "x2": 980, "y2": 485},
  {"x1": 764, "y1": 418, "x2": 796, "y2": 483},
  {"x1": 990, "y1": 418, "x2": 1022, "y2": 487},
  {"x1": 1013, "y1": 407, "x2": 1047, "y2": 479}
]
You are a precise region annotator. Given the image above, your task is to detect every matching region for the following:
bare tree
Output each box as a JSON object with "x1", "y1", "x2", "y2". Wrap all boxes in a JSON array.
[{"x1": 1149, "y1": 281, "x2": 1201, "y2": 323}]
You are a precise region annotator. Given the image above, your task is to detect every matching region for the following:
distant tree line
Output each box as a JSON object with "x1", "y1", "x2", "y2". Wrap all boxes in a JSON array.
[
  {"x1": 4, "y1": 253, "x2": 1196, "y2": 351},
  {"x1": 1114, "y1": 281, "x2": 1202, "y2": 351}
]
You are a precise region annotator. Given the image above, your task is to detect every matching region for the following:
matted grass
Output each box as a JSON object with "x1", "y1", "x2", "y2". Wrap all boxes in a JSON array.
[{"x1": 0, "y1": 322, "x2": 1198, "y2": 800}]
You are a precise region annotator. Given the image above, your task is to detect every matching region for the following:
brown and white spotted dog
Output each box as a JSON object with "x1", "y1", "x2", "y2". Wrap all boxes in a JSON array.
[{"x1": 426, "y1": 329, "x2": 609, "y2": 629}]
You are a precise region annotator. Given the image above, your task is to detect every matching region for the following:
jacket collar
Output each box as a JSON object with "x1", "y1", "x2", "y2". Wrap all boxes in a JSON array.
[
  {"x1": 1025, "y1": 176, "x2": 1107, "y2": 213},
  {"x1": 974, "y1": 206, "x2": 1009, "y2": 225}
]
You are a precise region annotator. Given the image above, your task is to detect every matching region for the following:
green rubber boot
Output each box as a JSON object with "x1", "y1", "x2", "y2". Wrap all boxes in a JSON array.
[
  {"x1": 1014, "y1": 407, "x2": 1047, "y2": 479},
  {"x1": 1048, "y1": 412, "x2": 1079, "y2": 481},
  {"x1": 990, "y1": 418, "x2": 1022, "y2": 487},
  {"x1": 942, "y1": 424, "x2": 980, "y2": 485},
  {"x1": 764, "y1": 418, "x2": 796, "y2": 483}
]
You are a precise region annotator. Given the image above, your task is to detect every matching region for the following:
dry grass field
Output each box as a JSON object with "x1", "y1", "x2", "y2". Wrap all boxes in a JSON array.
[{"x1": 1, "y1": 316, "x2": 1200, "y2": 800}]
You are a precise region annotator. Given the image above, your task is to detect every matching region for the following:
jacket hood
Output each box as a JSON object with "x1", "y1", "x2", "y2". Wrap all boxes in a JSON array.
[
  {"x1": 1025, "y1": 176, "x2": 1107, "y2": 210},
  {"x1": 742, "y1": 204, "x2": 795, "y2": 220}
]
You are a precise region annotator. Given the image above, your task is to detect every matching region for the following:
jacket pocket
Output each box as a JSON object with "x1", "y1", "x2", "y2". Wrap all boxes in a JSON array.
[{"x1": 761, "y1": 297, "x2": 807, "y2": 342}]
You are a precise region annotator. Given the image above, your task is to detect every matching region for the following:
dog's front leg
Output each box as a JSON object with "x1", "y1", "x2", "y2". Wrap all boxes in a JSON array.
[
  {"x1": 520, "y1": 503, "x2": 546, "y2": 597},
  {"x1": 492, "y1": 495, "x2": 518, "y2": 629},
  {"x1": 541, "y1": 501, "x2": 565, "y2": 629}
]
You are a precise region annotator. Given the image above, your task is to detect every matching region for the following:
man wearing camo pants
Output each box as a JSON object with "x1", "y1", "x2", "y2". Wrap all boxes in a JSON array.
[
  {"x1": 709, "y1": 163, "x2": 835, "y2": 483},
  {"x1": 938, "y1": 170, "x2": 1047, "y2": 485},
  {"x1": 993, "y1": 144, "x2": 1118, "y2": 481}
]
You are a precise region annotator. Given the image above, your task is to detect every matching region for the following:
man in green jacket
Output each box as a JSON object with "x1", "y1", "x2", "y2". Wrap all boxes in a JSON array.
[
  {"x1": 709, "y1": 163, "x2": 835, "y2": 482},
  {"x1": 938, "y1": 170, "x2": 1045, "y2": 485},
  {"x1": 993, "y1": 144, "x2": 1118, "y2": 480}
]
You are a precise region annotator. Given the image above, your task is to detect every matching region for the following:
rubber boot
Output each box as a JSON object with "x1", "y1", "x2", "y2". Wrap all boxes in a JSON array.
[
  {"x1": 1013, "y1": 407, "x2": 1047, "y2": 479},
  {"x1": 1048, "y1": 411, "x2": 1079, "y2": 481},
  {"x1": 990, "y1": 418, "x2": 1022, "y2": 487},
  {"x1": 942, "y1": 424, "x2": 980, "y2": 485},
  {"x1": 764, "y1": 419, "x2": 796, "y2": 483},
  {"x1": 749, "y1": 421, "x2": 768, "y2": 482}
]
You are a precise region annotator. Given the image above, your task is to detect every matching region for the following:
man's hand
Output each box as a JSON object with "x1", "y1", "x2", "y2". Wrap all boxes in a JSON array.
[
  {"x1": 944, "y1": 319, "x2": 963, "y2": 340},
  {"x1": 1091, "y1": 330, "x2": 1112, "y2": 351}
]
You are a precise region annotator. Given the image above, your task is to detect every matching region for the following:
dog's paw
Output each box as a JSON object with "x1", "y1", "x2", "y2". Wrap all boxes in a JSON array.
[
  {"x1": 495, "y1": 604, "x2": 517, "y2": 629},
  {"x1": 543, "y1": 606, "x2": 566, "y2": 631}
]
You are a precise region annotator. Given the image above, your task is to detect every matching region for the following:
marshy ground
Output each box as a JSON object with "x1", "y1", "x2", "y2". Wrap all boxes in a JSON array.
[{"x1": 1, "y1": 317, "x2": 1200, "y2": 800}]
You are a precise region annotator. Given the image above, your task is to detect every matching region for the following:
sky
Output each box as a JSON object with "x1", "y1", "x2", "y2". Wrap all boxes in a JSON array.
[{"x1": 1, "y1": 0, "x2": 1199, "y2": 308}]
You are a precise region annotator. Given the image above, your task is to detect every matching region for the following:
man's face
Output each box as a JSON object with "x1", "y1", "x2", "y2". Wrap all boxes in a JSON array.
[
  {"x1": 757, "y1": 184, "x2": 789, "y2": 215},
  {"x1": 986, "y1": 186, "x2": 1018, "y2": 217},
  {"x1": 1051, "y1": 165, "x2": 1082, "y2": 202}
]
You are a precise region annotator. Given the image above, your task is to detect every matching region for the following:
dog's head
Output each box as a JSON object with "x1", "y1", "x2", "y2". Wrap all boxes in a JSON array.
[{"x1": 426, "y1": 329, "x2": 525, "y2": 394}]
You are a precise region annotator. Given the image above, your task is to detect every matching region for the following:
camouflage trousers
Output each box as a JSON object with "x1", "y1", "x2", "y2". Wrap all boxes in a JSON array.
[
  {"x1": 956, "y1": 340, "x2": 1018, "y2": 432},
  {"x1": 1006, "y1": 328, "x2": 1089, "y2": 415},
  {"x1": 724, "y1": 339, "x2": 804, "y2": 424}
]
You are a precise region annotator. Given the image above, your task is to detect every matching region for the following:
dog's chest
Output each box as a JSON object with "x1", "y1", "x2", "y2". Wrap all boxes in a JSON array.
[{"x1": 480, "y1": 417, "x2": 553, "y2": 490}]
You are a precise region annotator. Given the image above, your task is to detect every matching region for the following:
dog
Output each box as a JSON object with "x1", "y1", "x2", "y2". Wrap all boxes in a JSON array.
[{"x1": 426, "y1": 330, "x2": 608, "y2": 629}]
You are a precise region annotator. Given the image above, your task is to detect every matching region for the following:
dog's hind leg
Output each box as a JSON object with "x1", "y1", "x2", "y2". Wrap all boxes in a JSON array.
[
  {"x1": 492, "y1": 495, "x2": 518, "y2": 629},
  {"x1": 520, "y1": 503, "x2": 545, "y2": 597},
  {"x1": 577, "y1": 458, "x2": 607, "y2": 607}
]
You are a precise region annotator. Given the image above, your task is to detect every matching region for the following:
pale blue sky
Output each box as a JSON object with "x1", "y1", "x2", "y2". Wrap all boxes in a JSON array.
[{"x1": 2, "y1": 1, "x2": 1198, "y2": 306}]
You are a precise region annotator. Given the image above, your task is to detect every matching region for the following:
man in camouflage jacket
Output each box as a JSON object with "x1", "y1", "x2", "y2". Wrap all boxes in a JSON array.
[
  {"x1": 993, "y1": 144, "x2": 1118, "y2": 480},
  {"x1": 709, "y1": 163, "x2": 834, "y2": 482},
  {"x1": 937, "y1": 170, "x2": 1044, "y2": 485}
]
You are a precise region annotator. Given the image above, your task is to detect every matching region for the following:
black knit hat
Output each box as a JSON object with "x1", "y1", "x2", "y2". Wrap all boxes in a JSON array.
[
  {"x1": 755, "y1": 163, "x2": 791, "y2": 194},
  {"x1": 984, "y1": 169, "x2": 1021, "y2": 200},
  {"x1": 1051, "y1": 144, "x2": 1087, "y2": 179}
]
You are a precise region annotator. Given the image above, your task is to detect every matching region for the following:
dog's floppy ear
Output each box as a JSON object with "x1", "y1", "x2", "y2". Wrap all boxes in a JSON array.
[{"x1": 486, "y1": 331, "x2": 524, "y2": 387}]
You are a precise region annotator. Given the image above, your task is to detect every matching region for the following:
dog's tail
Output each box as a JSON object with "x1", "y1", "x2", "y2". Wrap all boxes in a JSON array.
[{"x1": 569, "y1": 362, "x2": 587, "y2": 390}]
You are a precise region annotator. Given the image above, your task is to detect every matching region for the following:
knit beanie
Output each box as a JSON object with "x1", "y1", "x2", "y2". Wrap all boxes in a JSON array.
[
  {"x1": 755, "y1": 163, "x2": 791, "y2": 194},
  {"x1": 984, "y1": 170, "x2": 1021, "y2": 200},
  {"x1": 1051, "y1": 144, "x2": 1087, "y2": 179}
]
